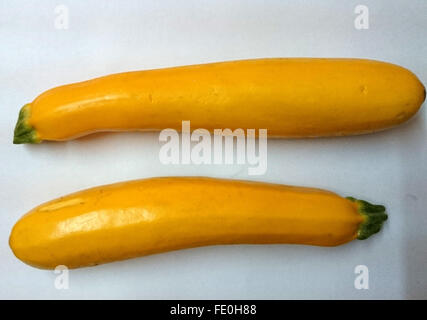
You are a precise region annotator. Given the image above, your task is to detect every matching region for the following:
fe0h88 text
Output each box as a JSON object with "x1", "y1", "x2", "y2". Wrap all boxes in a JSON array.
[{"x1": 170, "y1": 304, "x2": 256, "y2": 317}]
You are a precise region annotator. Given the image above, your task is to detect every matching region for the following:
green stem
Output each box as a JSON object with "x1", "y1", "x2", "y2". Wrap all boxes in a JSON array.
[
  {"x1": 13, "y1": 104, "x2": 41, "y2": 144},
  {"x1": 347, "y1": 197, "x2": 388, "y2": 240}
]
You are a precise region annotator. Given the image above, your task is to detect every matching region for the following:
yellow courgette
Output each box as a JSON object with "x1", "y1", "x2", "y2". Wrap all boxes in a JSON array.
[
  {"x1": 9, "y1": 177, "x2": 387, "y2": 269},
  {"x1": 13, "y1": 58, "x2": 425, "y2": 143}
]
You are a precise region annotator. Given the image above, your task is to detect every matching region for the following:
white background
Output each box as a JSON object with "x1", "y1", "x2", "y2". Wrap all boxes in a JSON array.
[{"x1": 0, "y1": 0, "x2": 426, "y2": 299}]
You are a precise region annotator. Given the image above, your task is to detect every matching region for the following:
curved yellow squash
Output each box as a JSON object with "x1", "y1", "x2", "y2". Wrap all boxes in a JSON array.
[
  {"x1": 9, "y1": 177, "x2": 387, "y2": 269},
  {"x1": 14, "y1": 58, "x2": 425, "y2": 143}
]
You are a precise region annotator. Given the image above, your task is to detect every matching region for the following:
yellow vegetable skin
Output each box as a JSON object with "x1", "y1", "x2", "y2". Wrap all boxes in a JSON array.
[
  {"x1": 10, "y1": 177, "x2": 387, "y2": 269},
  {"x1": 13, "y1": 58, "x2": 425, "y2": 143}
]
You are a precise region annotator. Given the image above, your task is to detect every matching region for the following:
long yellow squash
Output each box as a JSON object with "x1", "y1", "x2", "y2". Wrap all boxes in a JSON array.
[
  {"x1": 9, "y1": 177, "x2": 387, "y2": 269},
  {"x1": 13, "y1": 58, "x2": 425, "y2": 143}
]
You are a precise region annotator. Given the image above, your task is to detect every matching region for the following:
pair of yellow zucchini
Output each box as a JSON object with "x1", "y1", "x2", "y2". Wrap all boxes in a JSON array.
[{"x1": 10, "y1": 58, "x2": 425, "y2": 269}]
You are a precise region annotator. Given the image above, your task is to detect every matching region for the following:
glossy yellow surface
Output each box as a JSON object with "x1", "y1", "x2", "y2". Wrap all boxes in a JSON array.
[
  {"x1": 27, "y1": 58, "x2": 425, "y2": 141},
  {"x1": 10, "y1": 177, "x2": 363, "y2": 269}
]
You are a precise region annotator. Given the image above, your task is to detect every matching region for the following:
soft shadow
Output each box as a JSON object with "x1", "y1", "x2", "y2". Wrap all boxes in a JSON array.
[{"x1": 397, "y1": 109, "x2": 427, "y2": 299}]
